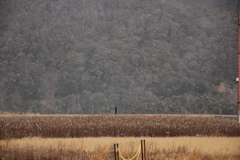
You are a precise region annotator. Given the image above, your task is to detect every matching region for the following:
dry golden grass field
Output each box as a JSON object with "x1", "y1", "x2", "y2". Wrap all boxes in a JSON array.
[
  {"x1": 0, "y1": 113, "x2": 240, "y2": 159},
  {"x1": 1, "y1": 137, "x2": 240, "y2": 159}
]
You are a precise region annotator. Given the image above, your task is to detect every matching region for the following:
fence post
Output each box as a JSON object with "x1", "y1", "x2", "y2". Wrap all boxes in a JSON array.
[
  {"x1": 144, "y1": 140, "x2": 146, "y2": 160},
  {"x1": 141, "y1": 140, "x2": 144, "y2": 160},
  {"x1": 116, "y1": 143, "x2": 119, "y2": 160},
  {"x1": 114, "y1": 143, "x2": 117, "y2": 160}
]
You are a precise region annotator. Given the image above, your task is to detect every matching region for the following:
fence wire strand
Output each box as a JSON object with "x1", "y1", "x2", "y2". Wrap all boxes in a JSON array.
[{"x1": 116, "y1": 144, "x2": 141, "y2": 160}]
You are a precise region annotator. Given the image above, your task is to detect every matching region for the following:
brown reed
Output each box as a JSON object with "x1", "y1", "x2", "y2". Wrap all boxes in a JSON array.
[{"x1": 0, "y1": 114, "x2": 239, "y2": 139}]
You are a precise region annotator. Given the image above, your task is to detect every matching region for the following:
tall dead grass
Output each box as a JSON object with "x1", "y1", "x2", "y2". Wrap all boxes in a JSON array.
[
  {"x1": 0, "y1": 137, "x2": 240, "y2": 160},
  {"x1": 0, "y1": 114, "x2": 239, "y2": 139}
]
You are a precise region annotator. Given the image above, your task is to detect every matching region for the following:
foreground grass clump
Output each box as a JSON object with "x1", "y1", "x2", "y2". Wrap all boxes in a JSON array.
[
  {"x1": 0, "y1": 114, "x2": 239, "y2": 139},
  {"x1": 0, "y1": 137, "x2": 240, "y2": 160}
]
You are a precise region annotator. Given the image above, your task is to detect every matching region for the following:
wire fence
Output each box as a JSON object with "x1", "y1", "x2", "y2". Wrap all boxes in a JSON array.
[{"x1": 114, "y1": 140, "x2": 146, "y2": 160}]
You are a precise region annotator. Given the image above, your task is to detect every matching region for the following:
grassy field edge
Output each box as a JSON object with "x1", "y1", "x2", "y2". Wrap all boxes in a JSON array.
[{"x1": 1, "y1": 137, "x2": 240, "y2": 160}]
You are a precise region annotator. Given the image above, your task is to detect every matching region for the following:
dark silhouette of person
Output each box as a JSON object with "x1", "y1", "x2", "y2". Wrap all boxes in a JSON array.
[{"x1": 115, "y1": 106, "x2": 118, "y2": 114}]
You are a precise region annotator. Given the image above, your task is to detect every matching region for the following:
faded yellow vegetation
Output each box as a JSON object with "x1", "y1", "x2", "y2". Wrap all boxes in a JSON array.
[{"x1": 1, "y1": 137, "x2": 240, "y2": 159}]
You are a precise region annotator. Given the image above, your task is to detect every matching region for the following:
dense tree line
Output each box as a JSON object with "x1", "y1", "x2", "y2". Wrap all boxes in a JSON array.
[{"x1": 0, "y1": 0, "x2": 239, "y2": 114}]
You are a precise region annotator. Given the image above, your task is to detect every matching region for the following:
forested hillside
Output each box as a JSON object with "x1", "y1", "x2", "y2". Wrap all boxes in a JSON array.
[{"x1": 0, "y1": 0, "x2": 239, "y2": 114}]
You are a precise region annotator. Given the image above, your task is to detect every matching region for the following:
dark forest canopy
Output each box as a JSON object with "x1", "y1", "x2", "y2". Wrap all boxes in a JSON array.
[{"x1": 0, "y1": 0, "x2": 239, "y2": 114}]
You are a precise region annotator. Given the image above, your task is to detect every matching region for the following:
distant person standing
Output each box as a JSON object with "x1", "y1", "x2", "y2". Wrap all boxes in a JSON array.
[{"x1": 115, "y1": 106, "x2": 118, "y2": 114}]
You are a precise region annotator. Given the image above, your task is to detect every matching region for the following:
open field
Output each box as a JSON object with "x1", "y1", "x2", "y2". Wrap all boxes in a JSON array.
[
  {"x1": 0, "y1": 114, "x2": 239, "y2": 159},
  {"x1": 1, "y1": 137, "x2": 240, "y2": 160},
  {"x1": 0, "y1": 114, "x2": 239, "y2": 139}
]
